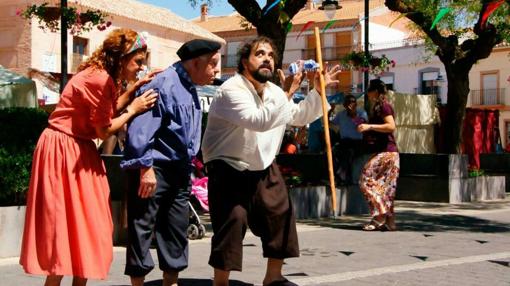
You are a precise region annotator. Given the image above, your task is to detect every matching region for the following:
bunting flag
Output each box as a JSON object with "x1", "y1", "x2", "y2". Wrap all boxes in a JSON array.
[
  {"x1": 351, "y1": 16, "x2": 368, "y2": 29},
  {"x1": 296, "y1": 21, "x2": 315, "y2": 40},
  {"x1": 262, "y1": 0, "x2": 282, "y2": 16},
  {"x1": 389, "y1": 13, "x2": 407, "y2": 27},
  {"x1": 286, "y1": 21, "x2": 293, "y2": 33},
  {"x1": 430, "y1": 7, "x2": 451, "y2": 30},
  {"x1": 322, "y1": 19, "x2": 336, "y2": 33},
  {"x1": 480, "y1": 0, "x2": 505, "y2": 29}
]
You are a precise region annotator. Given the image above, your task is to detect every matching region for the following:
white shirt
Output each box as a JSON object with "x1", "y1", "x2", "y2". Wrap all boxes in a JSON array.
[{"x1": 202, "y1": 73, "x2": 328, "y2": 171}]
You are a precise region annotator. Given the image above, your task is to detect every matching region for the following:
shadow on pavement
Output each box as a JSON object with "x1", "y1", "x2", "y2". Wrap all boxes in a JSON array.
[
  {"x1": 111, "y1": 278, "x2": 253, "y2": 286},
  {"x1": 298, "y1": 210, "x2": 510, "y2": 233},
  {"x1": 396, "y1": 199, "x2": 510, "y2": 211}
]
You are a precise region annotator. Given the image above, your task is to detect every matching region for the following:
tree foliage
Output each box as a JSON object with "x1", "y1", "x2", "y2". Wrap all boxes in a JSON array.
[
  {"x1": 385, "y1": 0, "x2": 510, "y2": 153},
  {"x1": 190, "y1": 0, "x2": 308, "y2": 70}
]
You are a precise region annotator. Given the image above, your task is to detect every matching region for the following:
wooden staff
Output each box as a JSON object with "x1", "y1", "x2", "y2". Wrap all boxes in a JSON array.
[{"x1": 314, "y1": 26, "x2": 337, "y2": 217}]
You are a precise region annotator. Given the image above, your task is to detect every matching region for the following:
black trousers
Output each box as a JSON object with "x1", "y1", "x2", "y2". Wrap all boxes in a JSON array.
[
  {"x1": 207, "y1": 160, "x2": 300, "y2": 271},
  {"x1": 124, "y1": 162, "x2": 190, "y2": 277}
]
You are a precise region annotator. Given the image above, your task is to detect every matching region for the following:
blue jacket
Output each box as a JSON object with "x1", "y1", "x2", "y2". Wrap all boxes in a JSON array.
[{"x1": 121, "y1": 62, "x2": 202, "y2": 170}]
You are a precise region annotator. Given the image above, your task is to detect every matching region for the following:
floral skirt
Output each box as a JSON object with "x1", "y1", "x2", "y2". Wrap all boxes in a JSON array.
[{"x1": 359, "y1": 152, "x2": 400, "y2": 217}]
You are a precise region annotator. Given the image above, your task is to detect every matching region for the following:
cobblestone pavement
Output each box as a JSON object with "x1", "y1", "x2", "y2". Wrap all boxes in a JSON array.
[{"x1": 2, "y1": 197, "x2": 509, "y2": 286}]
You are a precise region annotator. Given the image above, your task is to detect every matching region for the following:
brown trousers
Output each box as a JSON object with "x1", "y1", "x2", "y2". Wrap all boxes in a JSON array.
[{"x1": 206, "y1": 160, "x2": 300, "y2": 271}]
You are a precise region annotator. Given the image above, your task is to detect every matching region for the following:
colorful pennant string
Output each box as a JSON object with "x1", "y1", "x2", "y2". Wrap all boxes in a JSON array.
[
  {"x1": 296, "y1": 21, "x2": 315, "y2": 40},
  {"x1": 262, "y1": 0, "x2": 282, "y2": 16},
  {"x1": 286, "y1": 21, "x2": 293, "y2": 33},
  {"x1": 389, "y1": 13, "x2": 407, "y2": 27},
  {"x1": 322, "y1": 19, "x2": 336, "y2": 33},
  {"x1": 480, "y1": 0, "x2": 505, "y2": 29},
  {"x1": 430, "y1": 7, "x2": 451, "y2": 30}
]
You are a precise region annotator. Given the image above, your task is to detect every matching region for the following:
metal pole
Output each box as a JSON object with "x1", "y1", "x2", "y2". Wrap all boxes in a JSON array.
[
  {"x1": 60, "y1": 0, "x2": 68, "y2": 93},
  {"x1": 314, "y1": 27, "x2": 337, "y2": 217},
  {"x1": 363, "y1": 0, "x2": 369, "y2": 110}
]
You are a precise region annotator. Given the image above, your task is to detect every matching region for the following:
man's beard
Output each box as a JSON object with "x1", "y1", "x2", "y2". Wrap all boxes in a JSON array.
[{"x1": 251, "y1": 66, "x2": 273, "y2": 83}]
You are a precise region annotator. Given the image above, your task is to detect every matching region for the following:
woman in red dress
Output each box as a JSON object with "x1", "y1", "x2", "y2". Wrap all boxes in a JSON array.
[{"x1": 20, "y1": 28, "x2": 159, "y2": 285}]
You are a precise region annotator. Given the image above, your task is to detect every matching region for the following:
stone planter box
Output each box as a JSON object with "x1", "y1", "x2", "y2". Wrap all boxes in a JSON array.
[
  {"x1": 480, "y1": 153, "x2": 510, "y2": 193},
  {"x1": 397, "y1": 153, "x2": 506, "y2": 203},
  {"x1": 0, "y1": 206, "x2": 26, "y2": 258},
  {"x1": 289, "y1": 185, "x2": 368, "y2": 219}
]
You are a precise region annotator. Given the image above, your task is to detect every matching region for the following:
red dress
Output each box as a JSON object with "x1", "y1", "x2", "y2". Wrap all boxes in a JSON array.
[{"x1": 20, "y1": 67, "x2": 116, "y2": 279}]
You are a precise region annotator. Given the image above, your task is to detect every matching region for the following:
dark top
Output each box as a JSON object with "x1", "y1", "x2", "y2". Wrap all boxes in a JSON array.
[{"x1": 363, "y1": 101, "x2": 398, "y2": 153}]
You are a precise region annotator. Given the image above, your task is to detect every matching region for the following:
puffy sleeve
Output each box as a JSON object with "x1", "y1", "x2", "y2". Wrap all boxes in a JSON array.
[
  {"x1": 210, "y1": 82, "x2": 293, "y2": 132},
  {"x1": 381, "y1": 101, "x2": 395, "y2": 118},
  {"x1": 83, "y1": 70, "x2": 117, "y2": 128}
]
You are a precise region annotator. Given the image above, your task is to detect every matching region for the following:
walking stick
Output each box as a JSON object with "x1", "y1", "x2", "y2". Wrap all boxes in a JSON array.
[{"x1": 313, "y1": 26, "x2": 337, "y2": 217}]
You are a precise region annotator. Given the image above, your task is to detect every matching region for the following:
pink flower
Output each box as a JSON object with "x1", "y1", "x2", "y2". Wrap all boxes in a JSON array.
[
  {"x1": 16, "y1": 8, "x2": 22, "y2": 16},
  {"x1": 106, "y1": 21, "x2": 112, "y2": 27}
]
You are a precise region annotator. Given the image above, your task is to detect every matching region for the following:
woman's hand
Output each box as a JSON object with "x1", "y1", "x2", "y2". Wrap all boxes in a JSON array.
[
  {"x1": 277, "y1": 69, "x2": 304, "y2": 100},
  {"x1": 135, "y1": 69, "x2": 163, "y2": 89},
  {"x1": 126, "y1": 89, "x2": 158, "y2": 114},
  {"x1": 357, "y1": 123, "x2": 371, "y2": 133}
]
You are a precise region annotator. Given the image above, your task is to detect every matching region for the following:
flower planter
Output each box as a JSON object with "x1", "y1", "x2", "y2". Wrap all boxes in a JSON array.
[{"x1": 0, "y1": 206, "x2": 26, "y2": 258}]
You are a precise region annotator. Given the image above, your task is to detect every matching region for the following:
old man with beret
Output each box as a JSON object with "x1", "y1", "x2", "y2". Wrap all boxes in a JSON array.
[{"x1": 121, "y1": 38, "x2": 221, "y2": 286}]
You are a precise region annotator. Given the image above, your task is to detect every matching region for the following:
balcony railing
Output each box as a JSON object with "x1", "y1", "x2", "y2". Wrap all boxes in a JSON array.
[
  {"x1": 470, "y1": 88, "x2": 505, "y2": 106},
  {"x1": 221, "y1": 45, "x2": 358, "y2": 68}
]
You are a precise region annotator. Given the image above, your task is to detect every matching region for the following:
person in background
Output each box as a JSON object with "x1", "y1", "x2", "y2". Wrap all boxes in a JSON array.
[
  {"x1": 202, "y1": 36, "x2": 341, "y2": 286},
  {"x1": 120, "y1": 39, "x2": 221, "y2": 286},
  {"x1": 331, "y1": 95, "x2": 367, "y2": 184},
  {"x1": 357, "y1": 79, "x2": 399, "y2": 231},
  {"x1": 20, "y1": 28, "x2": 159, "y2": 286}
]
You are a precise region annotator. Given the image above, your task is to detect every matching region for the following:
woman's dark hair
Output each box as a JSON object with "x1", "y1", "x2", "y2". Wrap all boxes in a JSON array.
[
  {"x1": 367, "y1": 79, "x2": 388, "y2": 117},
  {"x1": 237, "y1": 36, "x2": 278, "y2": 74}
]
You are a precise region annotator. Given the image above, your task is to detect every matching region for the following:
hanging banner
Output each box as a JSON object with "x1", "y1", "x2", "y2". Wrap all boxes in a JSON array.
[{"x1": 430, "y1": 7, "x2": 451, "y2": 30}]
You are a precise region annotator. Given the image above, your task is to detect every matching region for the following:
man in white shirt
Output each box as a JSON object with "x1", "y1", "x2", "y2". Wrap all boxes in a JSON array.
[{"x1": 202, "y1": 36, "x2": 341, "y2": 286}]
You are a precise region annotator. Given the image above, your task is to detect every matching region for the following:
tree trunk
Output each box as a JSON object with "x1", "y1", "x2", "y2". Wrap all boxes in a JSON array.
[
  {"x1": 443, "y1": 66, "x2": 470, "y2": 154},
  {"x1": 257, "y1": 22, "x2": 287, "y2": 71}
]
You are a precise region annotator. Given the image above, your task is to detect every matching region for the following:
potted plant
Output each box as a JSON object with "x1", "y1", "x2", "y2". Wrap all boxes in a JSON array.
[
  {"x1": 340, "y1": 51, "x2": 396, "y2": 75},
  {"x1": 0, "y1": 107, "x2": 48, "y2": 258},
  {"x1": 18, "y1": 2, "x2": 111, "y2": 35}
]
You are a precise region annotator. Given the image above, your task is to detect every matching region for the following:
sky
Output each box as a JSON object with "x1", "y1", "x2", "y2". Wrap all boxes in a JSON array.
[{"x1": 139, "y1": 0, "x2": 265, "y2": 19}]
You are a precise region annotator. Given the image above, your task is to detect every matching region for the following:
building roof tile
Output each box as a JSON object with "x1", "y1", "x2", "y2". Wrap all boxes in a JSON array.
[{"x1": 71, "y1": 0, "x2": 225, "y2": 43}]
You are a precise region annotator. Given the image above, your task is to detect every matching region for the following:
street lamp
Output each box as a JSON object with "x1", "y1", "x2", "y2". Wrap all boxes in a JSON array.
[{"x1": 319, "y1": 0, "x2": 342, "y2": 20}]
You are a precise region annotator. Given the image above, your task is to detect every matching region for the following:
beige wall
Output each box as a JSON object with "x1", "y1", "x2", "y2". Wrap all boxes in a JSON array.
[
  {"x1": 468, "y1": 47, "x2": 510, "y2": 145},
  {"x1": 0, "y1": 0, "x2": 32, "y2": 74}
]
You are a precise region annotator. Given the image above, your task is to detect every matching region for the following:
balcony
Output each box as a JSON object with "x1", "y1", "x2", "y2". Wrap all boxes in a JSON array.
[{"x1": 470, "y1": 88, "x2": 506, "y2": 106}]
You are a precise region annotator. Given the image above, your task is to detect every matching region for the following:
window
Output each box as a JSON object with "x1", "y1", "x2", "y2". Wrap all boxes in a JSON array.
[
  {"x1": 72, "y1": 37, "x2": 88, "y2": 55},
  {"x1": 379, "y1": 73, "x2": 394, "y2": 91},
  {"x1": 421, "y1": 71, "x2": 439, "y2": 95},
  {"x1": 481, "y1": 71, "x2": 499, "y2": 105}
]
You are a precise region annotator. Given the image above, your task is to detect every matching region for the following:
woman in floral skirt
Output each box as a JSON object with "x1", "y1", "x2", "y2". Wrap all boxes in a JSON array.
[{"x1": 357, "y1": 79, "x2": 399, "y2": 231}]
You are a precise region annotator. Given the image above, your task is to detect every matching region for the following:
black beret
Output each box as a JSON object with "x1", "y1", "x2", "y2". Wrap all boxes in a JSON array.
[{"x1": 177, "y1": 39, "x2": 221, "y2": 61}]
